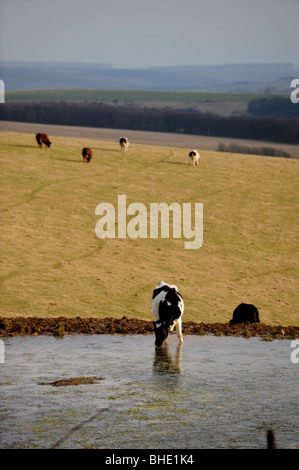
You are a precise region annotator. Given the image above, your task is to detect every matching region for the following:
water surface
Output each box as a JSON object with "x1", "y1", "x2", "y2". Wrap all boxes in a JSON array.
[{"x1": 0, "y1": 334, "x2": 298, "y2": 448}]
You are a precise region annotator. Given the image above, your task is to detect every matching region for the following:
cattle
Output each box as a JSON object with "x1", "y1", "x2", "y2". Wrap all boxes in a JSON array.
[
  {"x1": 119, "y1": 137, "x2": 129, "y2": 152},
  {"x1": 152, "y1": 281, "x2": 184, "y2": 347},
  {"x1": 36, "y1": 133, "x2": 51, "y2": 148},
  {"x1": 188, "y1": 150, "x2": 200, "y2": 166},
  {"x1": 229, "y1": 303, "x2": 260, "y2": 324},
  {"x1": 82, "y1": 147, "x2": 92, "y2": 163}
]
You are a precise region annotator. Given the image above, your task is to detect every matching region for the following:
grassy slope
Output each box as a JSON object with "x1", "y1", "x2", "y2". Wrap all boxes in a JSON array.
[{"x1": 0, "y1": 131, "x2": 298, "y2": 325}]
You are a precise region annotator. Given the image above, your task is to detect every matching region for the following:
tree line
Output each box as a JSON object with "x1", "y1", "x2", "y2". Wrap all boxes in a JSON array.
[
  {"x1": 1, "y1": 101, "x2": 299, "y2": 144},
  {"x1": 218, "y1": 142, "x2": 291, "y2": 158},
  {"x1": 248, "y1": 96, "x2": 299, "y2": 120}
]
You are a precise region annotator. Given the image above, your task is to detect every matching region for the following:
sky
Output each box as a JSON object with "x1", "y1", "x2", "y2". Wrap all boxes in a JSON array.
[{"x1": 0, "y1": 0, "x2": 298, "y2": 69}]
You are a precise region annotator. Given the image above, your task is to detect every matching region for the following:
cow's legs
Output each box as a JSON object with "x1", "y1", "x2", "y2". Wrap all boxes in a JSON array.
[{"x1": 174, "y1": 318, "x2": 183, "y2": 342}]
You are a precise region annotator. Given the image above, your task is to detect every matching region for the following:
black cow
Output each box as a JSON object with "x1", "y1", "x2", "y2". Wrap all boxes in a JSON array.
[{"x1": 229, "y1": 303, "x2": 260, "y2": 324}]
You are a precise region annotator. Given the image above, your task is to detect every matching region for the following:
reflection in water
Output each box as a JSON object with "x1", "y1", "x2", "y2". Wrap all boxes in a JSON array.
[
  {"x1": 153, "y1": 343, "x2": 183, "y2": 376},
  {"x1": 2, "y1": 335, "x2": 298, "y2": 449}
]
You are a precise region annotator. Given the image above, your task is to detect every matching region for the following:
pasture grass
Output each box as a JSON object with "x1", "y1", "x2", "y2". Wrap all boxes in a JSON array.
[{"x1": 0, "y1": 130, "x2": 298, "y2": 325}]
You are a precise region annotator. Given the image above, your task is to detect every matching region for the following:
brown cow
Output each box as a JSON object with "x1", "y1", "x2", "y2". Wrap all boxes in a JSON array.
[
  {"x1": 36, "y1": 133, "x2": 51, "y2": 148},
  {"x1": 82, "y1": 147, "x2": 92, "y2": 163}
]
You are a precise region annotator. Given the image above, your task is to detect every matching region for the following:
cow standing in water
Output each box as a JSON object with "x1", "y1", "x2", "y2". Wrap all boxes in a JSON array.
[{"x1": 152, "y1": 282, "x2": 184, "y2": 347}]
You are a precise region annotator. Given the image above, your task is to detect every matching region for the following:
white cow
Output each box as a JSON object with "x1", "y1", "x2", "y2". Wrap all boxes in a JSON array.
[{"x1": 188, "y1": 150, "x2": 200, "y2": 166}]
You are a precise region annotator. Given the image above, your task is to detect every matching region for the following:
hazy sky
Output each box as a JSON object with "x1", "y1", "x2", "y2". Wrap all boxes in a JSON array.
[{"x1": 0, "y1": 0, "x2": 298, "y2": 68}]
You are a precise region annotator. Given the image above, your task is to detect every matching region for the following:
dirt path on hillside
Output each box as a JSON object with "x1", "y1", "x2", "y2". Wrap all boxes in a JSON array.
[
  {"x1": 1, "y1": 316, "x2": 298, "y2": 339},
  {"x1": 1, "y1": 121, "x2": 299, "y2": 158}
]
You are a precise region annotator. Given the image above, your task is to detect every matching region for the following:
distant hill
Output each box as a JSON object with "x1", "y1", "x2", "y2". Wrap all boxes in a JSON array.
[{"x1": 0, "y1": 61, "x2": 297, "y2": 93}]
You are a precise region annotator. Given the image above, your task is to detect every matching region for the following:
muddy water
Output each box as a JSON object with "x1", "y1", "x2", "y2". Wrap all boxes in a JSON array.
[{"x1": 0, "y1": 334, "x2": 298, "y2": 449}]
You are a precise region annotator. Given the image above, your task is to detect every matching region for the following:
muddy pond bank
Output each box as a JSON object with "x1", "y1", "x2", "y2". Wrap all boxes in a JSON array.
[{"x1": 0, "y1": 316, "x2": 298, "y2": 340}]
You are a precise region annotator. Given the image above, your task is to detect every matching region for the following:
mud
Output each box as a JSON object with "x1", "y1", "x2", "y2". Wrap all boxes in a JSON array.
[
  {"x1": 39, "y1": 376, "x2": 106, "y2": 386},
  {"x1": 0, "y1": 316, "x2": 298, "y2": 340}
]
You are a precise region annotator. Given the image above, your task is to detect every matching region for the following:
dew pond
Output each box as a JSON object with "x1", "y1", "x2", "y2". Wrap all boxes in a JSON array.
[{"x1": 0, "y1": 334, "x2": 298, "y2": 449}]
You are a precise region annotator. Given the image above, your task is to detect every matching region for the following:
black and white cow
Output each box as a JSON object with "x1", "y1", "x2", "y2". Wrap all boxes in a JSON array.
[
  {"x1": 188, "y1": 150, "x2": 200, "y2": 166},
  {"x1": 119, "y1": 136, "x2": 129, "y2": 152},
  {"x1": 152, "y1": 282, "x2": 184, "y2": 347}
]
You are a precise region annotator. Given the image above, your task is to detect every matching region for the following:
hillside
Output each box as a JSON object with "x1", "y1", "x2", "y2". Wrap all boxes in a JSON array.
[
  {"x1": 4, "y1": 88, "x2": 290, "y2": 118},
  {"x1": 0, "y1": 129, "x2": 298, "y2": 326},
  {"x1": 1, "y1": 61, "x2": 296, "y2": 93}
]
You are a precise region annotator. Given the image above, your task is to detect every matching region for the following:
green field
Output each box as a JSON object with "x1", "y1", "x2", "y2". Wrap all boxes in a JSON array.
[
  {"x1": 0, "y1": 131, "x2": 298, "y2": 325},
  {"x1": 5, "y1": 88, "x2": 277, "y2": 103},
  {"x1": 5, "y1": 88, "x2": 288, "y2": 118}
]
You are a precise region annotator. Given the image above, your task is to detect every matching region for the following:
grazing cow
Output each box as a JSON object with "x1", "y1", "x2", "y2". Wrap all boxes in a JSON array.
[
  {"x1": 36, "y1": 133, "x2": 51, "y2": 148},
  {"x1": 229, "y1": 303, "x2": 260, "y2": 324},
  {"x1": 82, "y1": 147, "x2": 92, "y2": 163},
  {"x1": 119, "y1": 137, "x2": 129, "y2": 152},
  {"x1": 188, "y1": 150, "x2": 200, "y2": 166},
  {"x1": 152, "y1": 281, "x2": 184, "y2": 347}
]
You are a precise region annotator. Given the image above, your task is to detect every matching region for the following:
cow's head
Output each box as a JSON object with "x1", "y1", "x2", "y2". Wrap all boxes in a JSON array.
[
  {"x1": 153, "y1": 321, "x2": 170, "y2": 347},
  {"x1": 46, "y1": 141, "x2": 51, "y2": 148}
]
